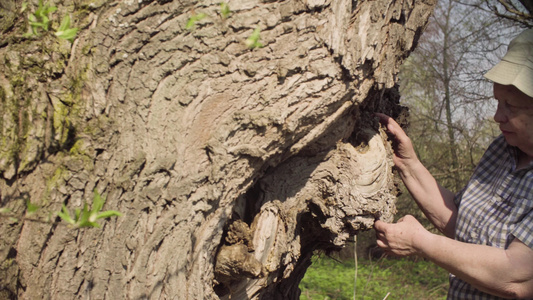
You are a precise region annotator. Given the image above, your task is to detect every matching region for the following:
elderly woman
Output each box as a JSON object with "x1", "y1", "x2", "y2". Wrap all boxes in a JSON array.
[{"x1": 374, "y1": 29, "x2": 533, "y2": 299}]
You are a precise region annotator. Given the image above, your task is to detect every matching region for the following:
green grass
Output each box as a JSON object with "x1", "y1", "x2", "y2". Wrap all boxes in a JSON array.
[{"x1": 299, "y1": 255, "x2": 448, "y2": 300}]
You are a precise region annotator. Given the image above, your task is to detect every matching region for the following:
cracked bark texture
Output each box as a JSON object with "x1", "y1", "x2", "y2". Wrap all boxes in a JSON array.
[{"x1": 0, "y1": 0, "x2": 436, "y2": 299}]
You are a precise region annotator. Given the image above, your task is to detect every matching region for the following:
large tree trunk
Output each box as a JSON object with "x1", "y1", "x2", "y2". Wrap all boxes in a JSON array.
[{"x1": 0, "y1": 0, "x2": 435, "y2": 299}]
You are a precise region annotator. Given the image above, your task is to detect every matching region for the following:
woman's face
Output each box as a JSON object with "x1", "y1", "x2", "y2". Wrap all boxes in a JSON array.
[{"x1": 493, "y1": 83, "x2": 533, "y2": 158}]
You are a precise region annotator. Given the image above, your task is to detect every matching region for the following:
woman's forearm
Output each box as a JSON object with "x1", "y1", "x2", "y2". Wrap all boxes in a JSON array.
[
  {"x1": 397, "y1": 160, "x2": 457, "y2": 237},
  {"x1": 417, "y1": 233, "x2": 533, "y2": 299}
]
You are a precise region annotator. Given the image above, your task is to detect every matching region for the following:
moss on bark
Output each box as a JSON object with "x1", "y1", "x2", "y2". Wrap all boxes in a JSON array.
[{"x1": 0, "y1": 19, "x2": 88, "y2": 180}]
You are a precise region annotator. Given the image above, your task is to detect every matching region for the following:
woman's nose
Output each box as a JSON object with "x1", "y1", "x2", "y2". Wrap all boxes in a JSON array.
[{"x1": 493, "y1": 102, "x2": 508, "y2": 123}]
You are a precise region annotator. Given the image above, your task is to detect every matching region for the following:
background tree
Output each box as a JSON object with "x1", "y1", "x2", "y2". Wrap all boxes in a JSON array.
[
  {"x1": 0, "y1": 0, "x2": 436, "y2": 299},
  {"x1": 400, "y1": 0, "x2": 501, "y2": 194},
  {"x1": 462, "y1": 0, "x2": 533, "y2": 28}
]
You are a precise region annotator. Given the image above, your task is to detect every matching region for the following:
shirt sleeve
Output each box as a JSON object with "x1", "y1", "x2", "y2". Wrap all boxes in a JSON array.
[
  {"x1": 511, "y1": 206, "x2": 533, "y2": 250},
  {"x1": 454, "y1": 136, "x2": 505, "y2": 208}
]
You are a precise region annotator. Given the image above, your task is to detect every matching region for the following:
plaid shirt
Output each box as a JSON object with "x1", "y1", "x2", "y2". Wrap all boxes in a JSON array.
[{"x1": 448, "y1": 135, "x2": 533, "y2": 299}]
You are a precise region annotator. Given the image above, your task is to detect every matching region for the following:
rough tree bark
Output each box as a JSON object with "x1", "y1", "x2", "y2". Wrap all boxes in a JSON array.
[{"x1": 0, "y1": 0, "x2": 435, "y2": 299}]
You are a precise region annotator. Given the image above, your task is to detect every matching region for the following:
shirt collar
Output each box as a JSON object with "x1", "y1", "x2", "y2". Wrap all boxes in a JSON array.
[{"x1": 506, "y1": 142, "x2": 533, "y2": 172}]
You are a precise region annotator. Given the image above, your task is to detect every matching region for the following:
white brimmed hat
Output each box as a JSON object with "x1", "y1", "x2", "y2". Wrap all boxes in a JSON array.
[{"x1": 484, "y1": 29, "x2": 533, "y2": 98}]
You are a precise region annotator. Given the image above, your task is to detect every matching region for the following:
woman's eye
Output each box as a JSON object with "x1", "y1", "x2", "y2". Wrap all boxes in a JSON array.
[{"x1": 505, "y1": 101, "x2": 523, "y2": 112}]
